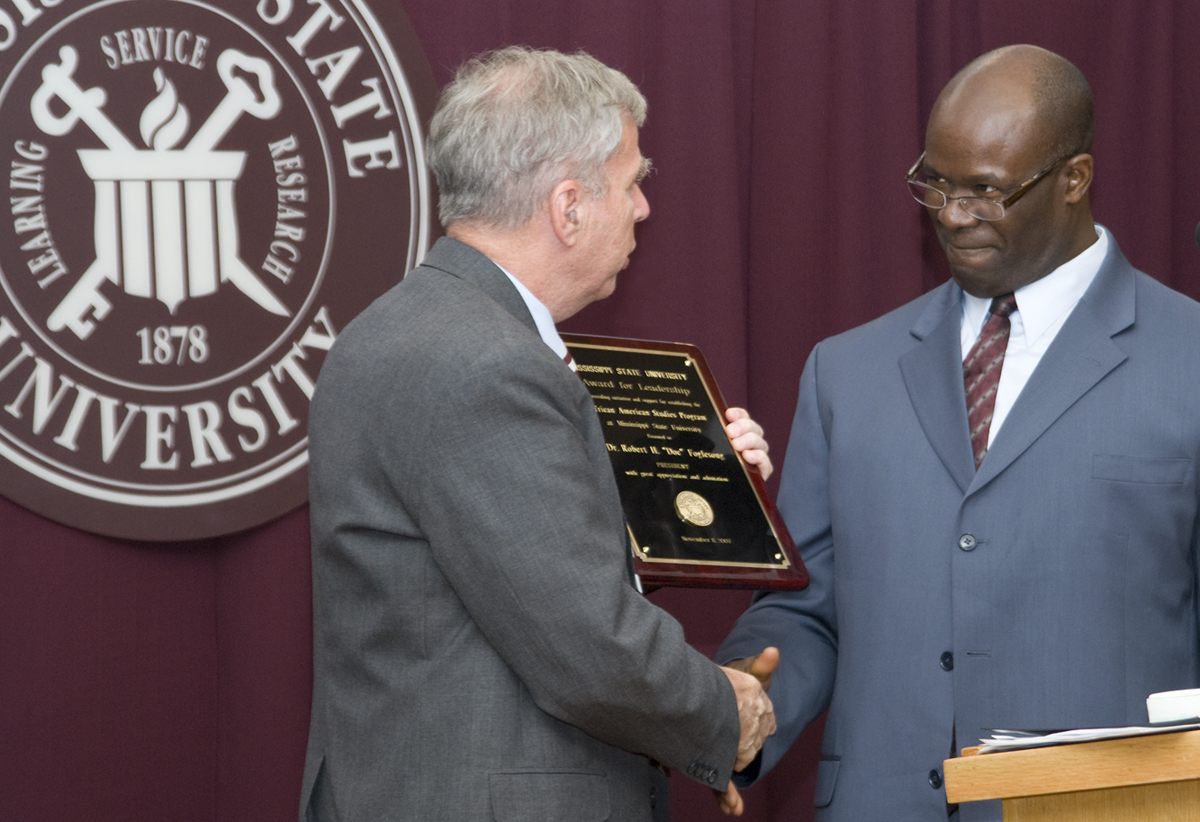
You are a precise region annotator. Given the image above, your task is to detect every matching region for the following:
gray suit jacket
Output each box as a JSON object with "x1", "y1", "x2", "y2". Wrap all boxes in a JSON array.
[
  {"x1": 719, "y1": 235, "x2": 1200, "y2": 821},
  {"x1": 301, "y1": 237, "x2": 739, "y2": 821}
]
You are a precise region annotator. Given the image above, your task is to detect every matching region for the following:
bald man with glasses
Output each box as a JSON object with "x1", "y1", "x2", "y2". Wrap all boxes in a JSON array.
[{"x1": 718, "y1": 44, "x2": 1200, "y2": 821}]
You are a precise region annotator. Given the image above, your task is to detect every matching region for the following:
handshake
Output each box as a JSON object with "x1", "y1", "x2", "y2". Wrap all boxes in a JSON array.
[{"x1": 716, "y1": 646, "x2": 780, "y2": 816}]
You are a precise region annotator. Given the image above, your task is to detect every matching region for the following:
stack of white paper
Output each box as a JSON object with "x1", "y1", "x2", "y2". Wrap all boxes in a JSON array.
[{"x1": 979, "y1": 722, "x2": 1200, "y2": 754}]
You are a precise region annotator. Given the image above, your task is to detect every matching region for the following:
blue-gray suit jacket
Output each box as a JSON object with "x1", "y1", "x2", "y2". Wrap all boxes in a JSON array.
[
  {"x1": 719, "y1": 234, "x2": 1200, "y2": 821},
  {"x1": 301, "y1": 238, "x2": 739, "y2": 821}
]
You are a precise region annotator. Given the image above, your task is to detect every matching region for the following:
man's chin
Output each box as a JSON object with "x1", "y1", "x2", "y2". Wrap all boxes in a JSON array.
[
  {"x1": 944, "y1": 249, "x2": 1002, "y2": 292},
  {"x1": 950, "y1": 267, "x2": 1008, "y2": 299}
]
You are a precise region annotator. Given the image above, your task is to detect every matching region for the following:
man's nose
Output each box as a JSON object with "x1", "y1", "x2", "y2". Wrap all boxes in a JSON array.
[
  {"x1": 633, "y1": 184, "x2": 650, "y2": 222},
  {"x1": 935, "y1": 197, "x2": 980, "y2": 228}
]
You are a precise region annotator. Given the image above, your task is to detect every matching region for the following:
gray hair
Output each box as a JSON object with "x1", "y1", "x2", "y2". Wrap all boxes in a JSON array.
[{"x1": 426, "y1": 46, "x2": 647, "y2": 230}]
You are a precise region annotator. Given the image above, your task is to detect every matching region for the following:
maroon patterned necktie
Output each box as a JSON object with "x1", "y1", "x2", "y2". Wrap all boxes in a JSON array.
[{"x1": 963, "y1": 293, "x2": 1017, "y2": 469}]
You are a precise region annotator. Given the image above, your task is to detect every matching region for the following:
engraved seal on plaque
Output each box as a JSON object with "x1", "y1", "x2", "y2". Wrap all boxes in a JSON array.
[{"x1": 674, "y1": 490, "x2": 714, "y2": 527}]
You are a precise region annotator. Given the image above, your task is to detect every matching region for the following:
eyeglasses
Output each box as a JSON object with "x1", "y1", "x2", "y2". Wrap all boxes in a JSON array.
[{"x1": 905, "y1": 150, "x2": 1078, "y2": 221}]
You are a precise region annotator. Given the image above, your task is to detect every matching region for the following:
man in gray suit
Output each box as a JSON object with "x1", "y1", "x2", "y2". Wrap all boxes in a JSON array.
[
  {"x1": 719, "y1": 45, "x2": 1200, "y2": 820},
  {"x1": 300, "y1": 47, "x2": 778, "y2": 821}
]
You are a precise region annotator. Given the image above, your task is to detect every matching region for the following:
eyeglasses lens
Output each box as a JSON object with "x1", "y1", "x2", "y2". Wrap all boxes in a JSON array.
[{"x1": 906, "y1": 181, "x2": 1005, "y2": 221}]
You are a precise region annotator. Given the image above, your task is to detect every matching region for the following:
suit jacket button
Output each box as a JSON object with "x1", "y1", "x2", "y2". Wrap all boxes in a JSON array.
[
  {"x1": 958, "y1": 534, "x2": 977, "y2": 551},
  {"x1": 929, "y1": 769, "x2": 943, "y2": 789},
  {"x1": 940, "y1": 652, "x2": 954, "y2": 671}
]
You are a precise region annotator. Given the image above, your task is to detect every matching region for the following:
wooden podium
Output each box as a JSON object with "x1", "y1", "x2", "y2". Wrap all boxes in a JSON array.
[{"x1": 943, "y1": 729, "x2": 1200, "y2": 820}]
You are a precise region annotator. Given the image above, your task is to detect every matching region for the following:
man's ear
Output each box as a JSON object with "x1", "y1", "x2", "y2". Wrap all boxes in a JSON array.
[
  {"x1": 550, "y1": 179, "x2": 586, "y2": 246},
  {"x1": 1063, "y1": 153, "x2": 1093, "y2": 203}
]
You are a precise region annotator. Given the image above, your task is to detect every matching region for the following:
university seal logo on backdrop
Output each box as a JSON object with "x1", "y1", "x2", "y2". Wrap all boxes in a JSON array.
[{"x1": 0, "y1": 0, "x2": 436, "y2": 540}]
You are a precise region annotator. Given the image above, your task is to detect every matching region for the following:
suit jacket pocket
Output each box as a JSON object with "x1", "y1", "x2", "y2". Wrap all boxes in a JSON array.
[
  {"x1": 814, "y1": 757, "x2": 840, "y2": 808},
  {"x1": 1092, "y1": 455, "x2": 1190, "y2": 485},
  {"x1": 490, "y1": 769, "x2": 610, "y2": 821}
]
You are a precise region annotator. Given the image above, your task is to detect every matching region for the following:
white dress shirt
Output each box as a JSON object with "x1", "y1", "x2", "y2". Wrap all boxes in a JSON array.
[
  {"x1": 498, "y1": 265, "x2": 571, "y2": 361},
  {"x1": 959, "y1": 224, "x2": 1108, "y2": 446}
]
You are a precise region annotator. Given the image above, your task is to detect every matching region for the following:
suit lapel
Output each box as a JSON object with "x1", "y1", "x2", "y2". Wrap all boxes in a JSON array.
[
  {"x1": 968, "y1": 237, "x2": 1135, "y2": 495},
  {"x1": 900, "y1": 283, "x2": 976, "y2": 495}
]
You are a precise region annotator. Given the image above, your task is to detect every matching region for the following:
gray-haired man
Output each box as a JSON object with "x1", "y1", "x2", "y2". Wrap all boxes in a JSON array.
[{"x1": 300, "y1": 47, "x2": 776, "y2": 821}]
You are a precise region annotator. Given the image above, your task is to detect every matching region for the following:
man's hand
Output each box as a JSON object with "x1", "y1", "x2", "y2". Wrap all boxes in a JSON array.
[
  {"x1": 715, "y1": 781, "x2": 744, "y2": 816},
  {"x1": 722, "y1": 646, "x2": 779, "y2": 693},
  {"x1": 713, "y1": 648, "x2": 779, "y2": 816},
  {"x1": 720, "y1": 648, "x2": 779, "y2": 771},
  {"x1": 725, "y1": 408, "x2": 772, "y2": 481}
]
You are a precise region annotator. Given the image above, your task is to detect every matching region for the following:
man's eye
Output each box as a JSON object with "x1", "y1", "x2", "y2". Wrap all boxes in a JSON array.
[{"x1": 975, "y1": 185, "x2": 999, "y2": 195}]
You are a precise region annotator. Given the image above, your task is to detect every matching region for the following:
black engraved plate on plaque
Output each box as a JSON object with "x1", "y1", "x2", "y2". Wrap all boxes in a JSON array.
[{"x1": 562, "y1": 334, "x2": 807, "y2": 591}]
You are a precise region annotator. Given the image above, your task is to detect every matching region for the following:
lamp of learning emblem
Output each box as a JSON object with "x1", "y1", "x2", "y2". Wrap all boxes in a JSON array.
[{"x1": 32, "y1": 45, "x2": 290, "y2": 341}]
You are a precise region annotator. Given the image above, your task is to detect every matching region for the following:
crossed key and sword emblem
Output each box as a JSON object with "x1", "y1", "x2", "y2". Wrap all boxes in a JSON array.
[{"x1": 31, "y1": 45, "x2": 291, "y2": 340}]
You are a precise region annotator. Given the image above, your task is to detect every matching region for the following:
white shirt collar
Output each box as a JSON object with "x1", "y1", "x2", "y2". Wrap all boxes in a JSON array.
[
  {"x1": 961, "y1": 224, "x2": 1108, "y2": 348},
  {"x1": 496, "y1": 264, "x2": 568, "y2": 359}
]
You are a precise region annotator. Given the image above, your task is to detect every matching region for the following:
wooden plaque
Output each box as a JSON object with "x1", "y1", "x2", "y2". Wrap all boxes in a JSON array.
[{"x1": 563, "y1": 334, "x2": 807, "y2": 591}]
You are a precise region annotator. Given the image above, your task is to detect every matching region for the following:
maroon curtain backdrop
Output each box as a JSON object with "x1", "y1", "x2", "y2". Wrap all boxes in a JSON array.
[{"x1": 3, "y1": 2, "x2": 1200, "y2": 820}]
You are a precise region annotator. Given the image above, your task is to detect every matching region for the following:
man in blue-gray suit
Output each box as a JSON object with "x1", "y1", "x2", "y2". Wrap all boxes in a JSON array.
[{"x1": 719, "y1": 44, "x2": 1200, "y2": 821}]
